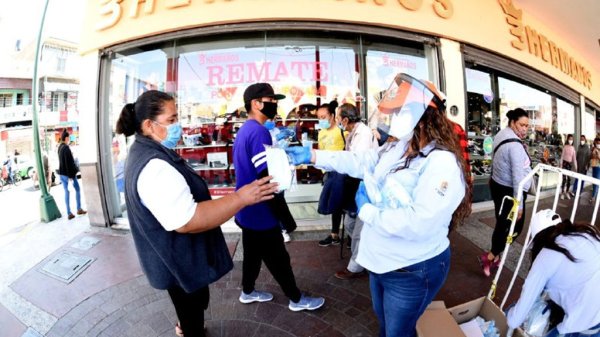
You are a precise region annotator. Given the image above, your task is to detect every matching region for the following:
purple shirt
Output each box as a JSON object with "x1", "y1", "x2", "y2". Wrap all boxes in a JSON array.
[{"x1": 233, "y1": 119, "x2": 279, "y2": 230}]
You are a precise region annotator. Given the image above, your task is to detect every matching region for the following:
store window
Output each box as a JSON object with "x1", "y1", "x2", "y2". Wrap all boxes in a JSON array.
[
  {"x1": 584, "y1": 106, "x2": 597, "y2": 141},
  {"x1": 0, "y1": 93, "x2": 13, "y2": 108},
  {"x1": 103, "y1": 31, "x2": 434, "y2": 221}
]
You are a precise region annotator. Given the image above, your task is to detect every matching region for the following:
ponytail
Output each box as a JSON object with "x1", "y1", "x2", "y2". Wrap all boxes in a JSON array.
[
  {"x1": 115, "y1": 90, "x2": 174, "y2": 137},
  {"x1": 116, "y1": 103, "x2": 136, "y2": 136}
]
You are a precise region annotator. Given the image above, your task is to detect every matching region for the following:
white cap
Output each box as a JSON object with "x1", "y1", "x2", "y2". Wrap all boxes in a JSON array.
[{"x1": 528, "y1": 209, "x2": 561, "y2": 247}]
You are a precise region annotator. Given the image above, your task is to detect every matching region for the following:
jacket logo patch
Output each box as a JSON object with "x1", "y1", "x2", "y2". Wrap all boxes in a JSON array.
[{"x1": 436, "y1": 181, "x2": 448, "y2": 197}]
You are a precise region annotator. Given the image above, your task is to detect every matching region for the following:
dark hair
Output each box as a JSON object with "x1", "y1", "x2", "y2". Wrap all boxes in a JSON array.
[
  {"x1": 61, "y1": 129, "x2": 69, "y2": 142},
  {"x1": 338, "y1": 103, "x2": 361, "y2": 123},
  {"x1": 565, "y1": 134, "x2": 574, "y2": 145},
  {"x1": 402, "y1": 106, "x2": 472, "y2": 230},
  {"x1": 531, "y1": 218, "x2": 600, "y2": 263},
  {"x1": 506, "y1": 108, "x2": 528, "y2": 123},
  {"x1": 595, "y1": 137, "x2": 600, "y2": 144},
  {"x1": 116, "y1": 90, "x2": 174, "y2": 137},
  {"x1": 317, "y1": 99, "x2": 339, "y2": 117}
]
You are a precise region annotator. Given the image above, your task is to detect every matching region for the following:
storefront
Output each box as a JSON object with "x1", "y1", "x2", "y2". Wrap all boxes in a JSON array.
[{"x1": 76, "y1": 0, "x2": 600, "y2": 227}]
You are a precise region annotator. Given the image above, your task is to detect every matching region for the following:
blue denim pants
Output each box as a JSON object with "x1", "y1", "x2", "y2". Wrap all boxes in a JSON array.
[
  {"x1": 369, "y1": 247, "x2": 451, "y2": 337},
  {"x1": 59, "y1": 174, "x2": 82, "y2": 215},
  {"x1": 544, "y1": 321, "x2": 600, "y2": 337}
]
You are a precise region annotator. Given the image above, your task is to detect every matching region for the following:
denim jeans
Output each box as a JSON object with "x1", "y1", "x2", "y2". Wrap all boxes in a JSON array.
[
  {"x1": 592, "y1": 167, "x2": 600, "y2": 198},
  {"x1": 544, "y1": 321, "x2": 600, "y2": 337},
  {"x1": 369, "y1": 247, "x2": 451, "y2": 337},
  {"x1": 60, "y1": 175, "x2": 82, "y2": 215}
]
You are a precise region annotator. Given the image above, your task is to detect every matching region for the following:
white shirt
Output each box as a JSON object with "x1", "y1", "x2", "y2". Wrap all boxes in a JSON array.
[
  {"x1": 315, "y1": 141, "x2": 466, "y2": 273},
  {"x1": 346, "y1": 122, "x2": 378, "y2": 152},
  {"x1": 137, "y1": 159, "x2": 197, "y2": 231},
  {"x1": 507, "y1": 234, "x2": 600, "y2": 333}
]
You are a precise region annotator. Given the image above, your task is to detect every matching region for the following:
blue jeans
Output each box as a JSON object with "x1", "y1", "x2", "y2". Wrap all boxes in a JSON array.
[
  {"x1": 369, "y1": 247, "x2": 451, "y2": 337},
  {"x1": 60, "y1": 175, "x2": 82, "y2": 215},
  {"x1": 592, "y1": 167, "x2": 600, "y2": 198},
  {"x1": 545, "y1": 321, "x2": 600, "y2": 337}
]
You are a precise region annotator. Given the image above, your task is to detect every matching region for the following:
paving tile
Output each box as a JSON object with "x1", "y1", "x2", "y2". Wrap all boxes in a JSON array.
[{"x1": 0, "y1": 302, "x2": 26, "y2": 337}]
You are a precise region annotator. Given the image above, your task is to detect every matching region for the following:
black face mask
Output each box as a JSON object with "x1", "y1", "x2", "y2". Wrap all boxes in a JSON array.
[{"x1": 260, "y1": 101, "x2": 278, "y2": 119}]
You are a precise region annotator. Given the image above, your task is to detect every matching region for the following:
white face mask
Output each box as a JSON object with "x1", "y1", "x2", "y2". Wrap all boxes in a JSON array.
[
  {"x1": 581, "y1": 141, "x2": 586, "y2": 146},
  {"x1": 596, "y1": 144, "x2": 600, "y2": 149},
  {"x1": 568, "y1": 140, "x2": 573, "y2": 145}
]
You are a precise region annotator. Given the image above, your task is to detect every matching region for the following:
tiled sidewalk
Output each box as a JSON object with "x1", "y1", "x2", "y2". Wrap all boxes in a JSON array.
[{"x1": 3, "y1": 192, "x2": 598, "y2": 337}]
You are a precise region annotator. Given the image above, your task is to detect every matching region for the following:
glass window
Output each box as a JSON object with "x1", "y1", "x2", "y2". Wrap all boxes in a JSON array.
[
  {"x1": 103, "y1": 31, "x2": 433, "y2": 222},
  {"x1": 0, "y1": 93, "x2": 13, "y2": 108}
]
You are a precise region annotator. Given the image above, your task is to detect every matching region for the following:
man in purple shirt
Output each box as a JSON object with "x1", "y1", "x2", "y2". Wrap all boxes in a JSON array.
[{"x1": 233, "y1": 83, "x2": 324, "y2": 312}]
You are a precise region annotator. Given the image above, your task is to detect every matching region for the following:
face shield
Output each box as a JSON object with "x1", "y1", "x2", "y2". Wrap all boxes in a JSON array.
[{"x1": 375, "y1": 73, "x2": 446, "y2": 140}]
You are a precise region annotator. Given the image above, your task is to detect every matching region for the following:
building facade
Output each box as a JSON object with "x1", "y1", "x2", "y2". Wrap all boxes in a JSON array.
[{"x1": 76, "y1": 0, "x2": 600, "y2": 226}]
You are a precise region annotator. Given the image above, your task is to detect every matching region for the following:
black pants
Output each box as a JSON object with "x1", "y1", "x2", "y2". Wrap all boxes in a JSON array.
[
  {"x1": 241, "y1": 226, "x2": 302, "y2": 302},
  {"x1": 167, "y1": 285, "x2": 209, "y2": 337},
  {"x1": 561, "y1": 162, "x2": 573, "y2": 191},
  {"x1": 490, "y1": 178, "x2": 527, "y2": 256},
  {"x1": 331, "y1": 209, "x2": 342, "y2": 234}
]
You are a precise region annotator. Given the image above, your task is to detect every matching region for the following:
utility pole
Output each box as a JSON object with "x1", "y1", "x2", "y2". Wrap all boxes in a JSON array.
[{"x1": 33, "y1": 0, "x2": 61, "y2": 222}]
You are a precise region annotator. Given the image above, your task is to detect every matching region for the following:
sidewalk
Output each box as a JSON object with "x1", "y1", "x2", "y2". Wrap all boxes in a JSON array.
[{"x1": 1, "y1": 194, "x2": 596, "y2": 337}]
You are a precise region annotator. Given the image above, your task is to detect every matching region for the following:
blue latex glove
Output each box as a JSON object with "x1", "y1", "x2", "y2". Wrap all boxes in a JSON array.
[
  {"x1": 276, "y1": 127, "x2": 294, "y2": 141},
  {"x1": 355, "y1": 181, "x2": 371, "y2": 212},
  {"x1": 285, "y1": 146, "x2": 312, "y2": 165}
]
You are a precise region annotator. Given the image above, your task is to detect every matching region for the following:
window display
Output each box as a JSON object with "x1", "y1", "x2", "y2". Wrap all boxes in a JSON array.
[{"x1": 103, "y1": 31, "x2": 433, "y2": 219}]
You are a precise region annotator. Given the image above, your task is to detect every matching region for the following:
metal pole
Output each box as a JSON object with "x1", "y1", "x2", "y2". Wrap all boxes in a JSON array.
[{"x1": 33, "y1": 0, "x2": 61, "y2": 222}]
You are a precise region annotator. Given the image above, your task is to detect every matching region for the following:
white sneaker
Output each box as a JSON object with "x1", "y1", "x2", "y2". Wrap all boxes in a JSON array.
[
  {"x1": 288, "y1": 294, "x2": 325, "y2": 312},
  {"x1": 282, "y1": 230, "x2": 291, "y2": 243},
  {"x1": 239, "y1": 290, "x2": 273, "y2": 304},
  {"x1": 560, "y1": 192, "x2": 565, "y2": 200},
  {"x1": 565, "y1": 192, "x2": 571, "y2": 200}
]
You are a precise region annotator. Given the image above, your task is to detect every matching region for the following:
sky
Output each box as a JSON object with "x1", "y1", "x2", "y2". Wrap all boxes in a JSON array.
[{"x1": 0, "y1": 0, "x2": 86, "y2": 51}]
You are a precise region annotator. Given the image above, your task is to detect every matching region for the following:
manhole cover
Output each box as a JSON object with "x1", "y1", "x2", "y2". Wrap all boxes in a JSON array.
[
  {"x1": 39, "y1": 251, "x2": 94, "y2": 283},
  {"x1": 71, "y1": 236, "x2": 101, "y2": 250}
]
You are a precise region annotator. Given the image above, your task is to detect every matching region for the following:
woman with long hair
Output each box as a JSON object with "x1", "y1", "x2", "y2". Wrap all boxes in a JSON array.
[
  {"x1": 286, "y1": 73, "x2": 471, "y2": 337},
  {"x1": 507, "y1": 209, "x2": 600, "y2": 337}
]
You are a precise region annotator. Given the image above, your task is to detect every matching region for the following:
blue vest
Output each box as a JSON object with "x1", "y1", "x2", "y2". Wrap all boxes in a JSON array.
[{"x1": 124, "y1": 135, "x2": 233, "y2": 292}]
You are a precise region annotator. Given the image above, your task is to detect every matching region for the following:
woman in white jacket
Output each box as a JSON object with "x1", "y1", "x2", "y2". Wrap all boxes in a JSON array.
[
  {"x1": 287, "y1": 73, "x2": 471, "y2": 337},
  {"x1": 507, "y1": 209, "x2": 600, "y2": 337}
]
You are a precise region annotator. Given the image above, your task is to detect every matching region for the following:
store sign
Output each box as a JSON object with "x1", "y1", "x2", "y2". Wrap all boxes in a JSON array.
[
  {"x1": 206, "y1": 61, "x2": 327, "y2": 86},
  {"x1": 95, "y1": 0, "x2": 454, "y2": 32},
  {"x1": 498, "y1": 0, "x2": 592, "y2": 90}
]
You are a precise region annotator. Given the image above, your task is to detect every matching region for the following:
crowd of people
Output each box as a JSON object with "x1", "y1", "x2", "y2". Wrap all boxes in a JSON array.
[{"x1": 114, "y1": 73, "x2": 599, "y2": 337}]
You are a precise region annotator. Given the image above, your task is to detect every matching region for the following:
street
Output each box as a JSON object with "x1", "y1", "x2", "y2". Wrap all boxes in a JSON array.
[{"x1": 0, "y1": 177, "x2": 87, "y2": 248}]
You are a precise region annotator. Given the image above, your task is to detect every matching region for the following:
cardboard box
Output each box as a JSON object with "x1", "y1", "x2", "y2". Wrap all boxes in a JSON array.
[{"x1": 417, "y1": 297, "x2": 525, "y2": 337}]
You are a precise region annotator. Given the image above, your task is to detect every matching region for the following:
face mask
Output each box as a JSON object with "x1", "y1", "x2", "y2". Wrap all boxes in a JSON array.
[
  {"x1": 581, "y1": 141, "x2": 586, "y2": 146},
  {"x1": 260, "y1": 101, "x2": 278, "y2": 119},
  {"x1": 568, "y1": 140, "x2": 573, "y2": 145},
  {"x1": 596, "y1": 144, "x2": 600, "y2": 149},
  {"x1": 318, "y1": 119, "x2": 331, "y2": 130},
  {"x1": 264, "y1": 120, "x2": 276, "y2": 131},
  {"x1": 155, "y1": 121, "x2": 182, "y2": 149}
]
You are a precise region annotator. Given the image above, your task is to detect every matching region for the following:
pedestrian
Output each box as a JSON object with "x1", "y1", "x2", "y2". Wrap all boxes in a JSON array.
[
  {"x1": 316, "y1": 99, "x2": 346, "y2": 247},
  {"x1": 507, "y1": 209, "x2": 600, "y2": 337},
  {"x1": 479, "y1": 108, "x2": 532, "y2": 277},
  {"x1": 3, "y1": 154, "x2": 15, "y2": 184},
  {"x1": 572, "y1": 135, "x2": 591, "y2": 195},
  {"x1": 560, "y1": 134, "x2": 577, "y2": 199},
  {"x1": 233, "y1": 83, "x2": 325, "y2": 312},
  {"x1": 286, "y1": 73, "x2": 471, "y2": 336},
  {"x1": 116, "y1": 90, "x2": 278, "y2": 337},
  {"x1": 590, "y1": 137, "x2": 600, "y2": 204},
  {"x1": 57, "y1": 130, "x2": 87, "y2": 219},
  {"x1": 333, "y1": 102, "x2": 378, "y2": 280}
]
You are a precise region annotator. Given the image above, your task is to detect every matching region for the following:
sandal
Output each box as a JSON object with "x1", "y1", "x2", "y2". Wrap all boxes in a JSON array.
[{"x1": 175, "y1": 322, "x2": 183, "y2": 337}]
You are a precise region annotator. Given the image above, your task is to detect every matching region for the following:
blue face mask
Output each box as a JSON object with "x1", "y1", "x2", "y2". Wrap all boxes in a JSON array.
[
  {"x1": 264, "y1": 120, "x2": 276, "y2": 131},
  {"x1": 318, "y1": 119, "x2": 331, "y2": 130},
  {"x1": 155, "y1": 121, "x2": 182, "y2": 149}
]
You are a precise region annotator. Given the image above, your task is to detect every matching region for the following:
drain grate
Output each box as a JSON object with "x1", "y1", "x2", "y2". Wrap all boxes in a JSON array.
[
  {"x1": 71, "y1": 236, "x2": 101, "y2": 251},
  {"x1": 39, "y1": 251, "x2": 94, "y2": 284}
]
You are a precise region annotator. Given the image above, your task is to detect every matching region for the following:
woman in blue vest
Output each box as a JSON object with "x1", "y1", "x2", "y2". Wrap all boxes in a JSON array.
[{"x1": 115, "y1": 90, "x2": 278, "y2": 337}]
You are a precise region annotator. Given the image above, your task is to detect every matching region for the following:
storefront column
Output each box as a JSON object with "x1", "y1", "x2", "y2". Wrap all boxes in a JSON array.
[
  {"x1": 439, "y1": 38, "x2": 466, "y2": 127},
  {"x1": 78, "y1": 51, "x2": 109, "y2": 227}
]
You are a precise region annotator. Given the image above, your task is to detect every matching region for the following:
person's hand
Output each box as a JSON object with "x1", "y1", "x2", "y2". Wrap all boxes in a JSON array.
[
  {"x1": 355, "y1": 181, "x2": 371, "y2": 212},
  {"x1": 285, "y1": 146, "x2": 312, "y2": 165},
  {"x1": 236, "y1": 176, "x2": 279, "y2": 206},
  {"x1": 276, "y1": 128, "x2": 295, "y2": 141},
  {"x1": 517, "y1": 209, "x2": 523, "y2": 220}
]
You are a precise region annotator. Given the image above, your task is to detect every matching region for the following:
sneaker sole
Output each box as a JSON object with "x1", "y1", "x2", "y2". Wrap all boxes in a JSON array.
[
  {"x1": 239, "y1": 296, "x2": 273, "y2": 304},
  {"x1": 288, "y1": 300, "x2": 325, "y2": 312}
]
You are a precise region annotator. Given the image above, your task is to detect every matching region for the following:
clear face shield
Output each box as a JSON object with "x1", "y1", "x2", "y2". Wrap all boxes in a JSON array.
[{"x1": 375, "y1": 73, "x2": 445, "y2": 141}]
